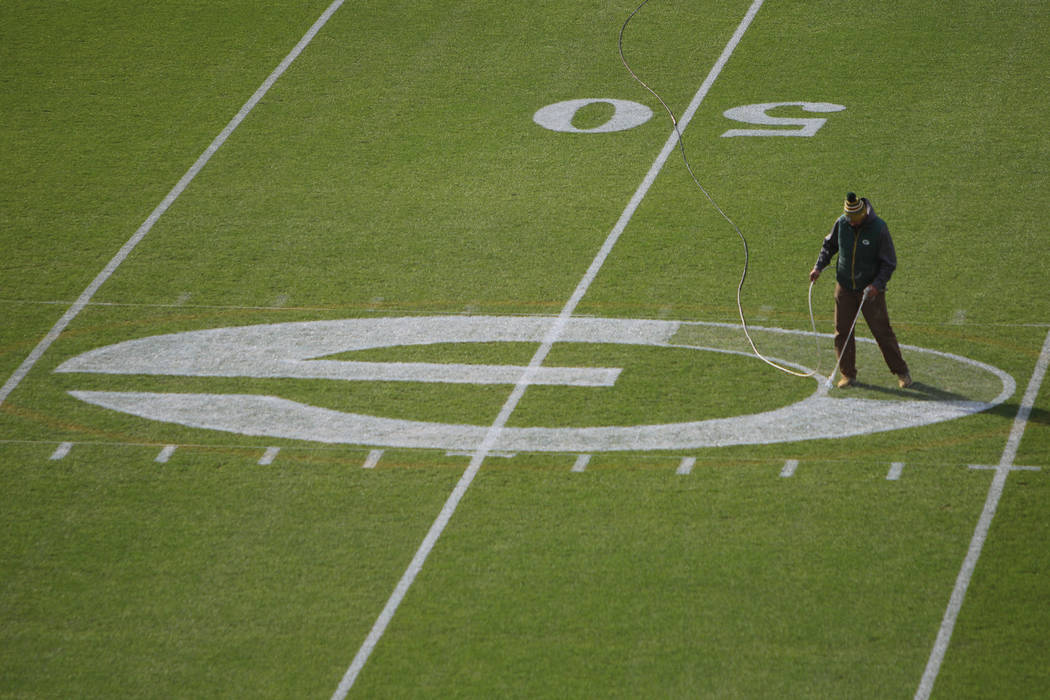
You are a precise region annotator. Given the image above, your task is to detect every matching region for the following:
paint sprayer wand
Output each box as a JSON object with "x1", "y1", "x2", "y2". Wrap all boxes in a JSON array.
[{"x1": 825, "y1": 285, "x2": 872, "y2": 389}]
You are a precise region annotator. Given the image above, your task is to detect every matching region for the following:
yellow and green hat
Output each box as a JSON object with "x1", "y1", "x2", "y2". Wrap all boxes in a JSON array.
[{"x1": 843, "y1": 192, "x2": 864, "y2": 215}]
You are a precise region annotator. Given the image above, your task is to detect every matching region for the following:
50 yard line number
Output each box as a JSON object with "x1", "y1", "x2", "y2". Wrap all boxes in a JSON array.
[{"x1": 534, "y1": 98, "x2": 846, "y2": 136}]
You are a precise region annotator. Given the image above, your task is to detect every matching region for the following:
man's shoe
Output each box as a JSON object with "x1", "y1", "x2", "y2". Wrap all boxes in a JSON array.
[
  {"x1": 836, "y1": 375, "x2": 856, "y2": 388},
  {"x1": 897, "y1": 372, "x2": 913, "y2": 388}
]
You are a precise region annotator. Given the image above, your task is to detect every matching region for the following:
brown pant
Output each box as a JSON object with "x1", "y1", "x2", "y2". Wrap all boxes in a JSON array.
[{"x1": 834, "y1": 283, "x2": 909, "y2": 378}]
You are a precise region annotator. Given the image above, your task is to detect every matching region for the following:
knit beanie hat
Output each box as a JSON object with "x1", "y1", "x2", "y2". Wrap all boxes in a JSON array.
[{"x1": 843, "y1": 192, "x2": 864, "y2": 215}]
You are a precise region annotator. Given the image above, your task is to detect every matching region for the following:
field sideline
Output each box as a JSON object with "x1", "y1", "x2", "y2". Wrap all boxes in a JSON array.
[{"x1": 2, "y1": 1, "x2": 1049, "y2": 698}]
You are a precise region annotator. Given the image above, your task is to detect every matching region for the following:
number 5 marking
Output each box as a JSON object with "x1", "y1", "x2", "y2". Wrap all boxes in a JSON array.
[{"x1": 721, "y1": 101, "x2": 846, "y2": 137}]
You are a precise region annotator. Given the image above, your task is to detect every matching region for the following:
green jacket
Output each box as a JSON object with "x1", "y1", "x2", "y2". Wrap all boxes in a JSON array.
[{"x1": 814, "y1": 198, "x2": 898, "y2": 291}]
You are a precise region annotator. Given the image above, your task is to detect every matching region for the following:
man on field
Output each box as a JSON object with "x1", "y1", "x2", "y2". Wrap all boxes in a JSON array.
[{"x1": 809, "y1": 192, "x2": 912, "y2": 389}]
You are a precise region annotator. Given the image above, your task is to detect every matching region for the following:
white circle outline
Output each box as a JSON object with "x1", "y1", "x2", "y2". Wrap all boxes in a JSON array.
[{"x1": 61, "y1": 316, "x2": 1015, "y2": 452}]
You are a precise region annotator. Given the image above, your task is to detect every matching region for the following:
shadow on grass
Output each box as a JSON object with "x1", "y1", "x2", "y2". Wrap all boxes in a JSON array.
[
  {"x1": 850, "y1": 380, "x2": 975, "y2": 403},
  {"x1": 845, "y1": 380, "x2": 1050, "y2": 428},
  {"x1": 984, "y1": 400, "x2": 1050, "y2": 427}
]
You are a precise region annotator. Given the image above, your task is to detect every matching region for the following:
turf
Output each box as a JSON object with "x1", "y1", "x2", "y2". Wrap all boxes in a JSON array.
[{"x1": 1, "y1": 0, "x2": 1048, "y2": 697}]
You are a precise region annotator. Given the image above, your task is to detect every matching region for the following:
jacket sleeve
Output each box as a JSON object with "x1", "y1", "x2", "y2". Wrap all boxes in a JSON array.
[
  {"x1": 814, "y1": 222, "x2": 838, "y2": 271},
  {"x1": 872, "y1": 224, "x2": 898, "y2": 290}
]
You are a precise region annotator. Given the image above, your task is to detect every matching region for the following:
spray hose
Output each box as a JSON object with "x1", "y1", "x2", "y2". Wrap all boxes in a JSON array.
[{"x1": 620, "y1": 0, "x2": 823, "y2": 380}]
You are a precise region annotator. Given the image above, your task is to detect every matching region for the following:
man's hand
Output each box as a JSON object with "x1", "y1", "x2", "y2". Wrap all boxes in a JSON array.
[
  {"x1": 864, "y1": 284, "x2": 880, "y2": 298},
  {"x1": 809, "y1": 268, "x2": 821, "y2": 283}
]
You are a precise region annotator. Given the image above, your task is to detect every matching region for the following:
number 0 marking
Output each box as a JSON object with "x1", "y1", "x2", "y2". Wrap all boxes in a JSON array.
[
  {"x1": 721, "y1": 101, "x2": 846, "y2": 137},
  {"x1": 533, "y1": 98, "x2": 653, "y2": 133}
]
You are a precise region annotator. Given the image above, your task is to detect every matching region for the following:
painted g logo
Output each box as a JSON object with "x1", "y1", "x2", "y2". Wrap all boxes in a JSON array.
[{"x1": 57, "y1": 316, "x2": 1013, "y2": 452}]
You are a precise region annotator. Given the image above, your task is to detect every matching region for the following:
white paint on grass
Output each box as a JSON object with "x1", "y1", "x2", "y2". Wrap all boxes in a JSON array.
[
  {"x1": 258, "y1": 446, "x2": 280, "y2": 466},
  {"x1": 65, "y1": 383, "x2": 1006, "y2": 452},
  {"x1": 887, "y1": 462, "x2": 904, "y2": 480},
  {"x1": 780, "y1": 459, "x2": 798, "y2": 478},
  {"x1": 969, "y1": 463, "x2": 1039, "y2": 473},
  {"x1": 676, "y1": 457, "x2": 696, "y2": 475},
  {"x1": 571, "y1": 454, "x2": 591, "y2": 472},
  {"x1": 915, "y1": 330, "x2": 1050, "y2": 700},
  {"x1": 59, "y1": 316, "x2": 1014, "y2": 451},
  {"x1": 330, "y1": 5, "x2": 771, "y2": 696},
  {"x1": 533, "y1": 98, "x2": 653, "y2": 133},
  {"x1": 57, "y1": 317, "x2": 621, "y2": 387},
  {"x1": 0, "y1": 0, "x2": 346, "y2": 408},
  {"x1": 155, "y1": 445, "x2": 177, "y2": 463},
  {"x1": 362, "y1": 449, "x2": 383, "y2": 469},
  {"x1": 720, "y1": 101, "x2": 846, "y2": 137},
  {"x1": 49, "y1": 442, "x2": 73, "y2": 461},
  {"x1": 445, "y1": 450, "x2": 516, "y2": 458}
]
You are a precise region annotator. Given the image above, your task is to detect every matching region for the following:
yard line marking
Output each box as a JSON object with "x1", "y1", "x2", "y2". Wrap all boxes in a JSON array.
[
  {"x1": 780, "y1": 459, "x2": 798, "y2": 478},
  {"x1": 915, "y1": 329, "x2": 1050, "y2": 700},
  {"x1": 676, "y1": 457, "x2": 696, "y2": 475},
  {"x1": 571, "y1": 454, "x2": 591, "y2": 473},
  {"x1": 155, "y1": 445, "x2": 177, "y2": 463},
  {"x1": 0, "y1": 0, "x2": 346, "y2": 409},
  {"x1": 969, "y1": 464, "x2": 1040, "y2": 473},
  {"x1": 258, "y1": 447, "x2": 280, "y2": 466},
  {"x1": 362, "y1": 449, "x2": 383, "y2": 469},
  {"x1": 887, "y1": 461, "x2": 904, "y2": 480},
  {"x1": 329, "y1": 4, "x2": 766, "y2": 696},
  {"x1": 49, "y1": 442, "x2": 73, "y2": 461}
]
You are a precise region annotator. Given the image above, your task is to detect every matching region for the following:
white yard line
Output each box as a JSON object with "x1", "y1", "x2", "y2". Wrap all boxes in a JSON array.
[
  {"x1": 329, "y1": 2, "x2": 766, "y2": 696},
  {"x1": 571, "y1": 454, "x2": 592, "y2": 473},
  {"x1": 915, "y1": 329, "x2": 1050, "y2": 700},
  {"x1": 257, "y1": 446, "x2": 281, "y2": 466},
  {"x1": 0, "y1": 0, "x2": 346, "y2": 408},
  {"x1": 49, "y1": 441, "x2": 74, "y2": 461},
  {"x1": 362, "y1": 449, "x2": 384, "y2": 470}
]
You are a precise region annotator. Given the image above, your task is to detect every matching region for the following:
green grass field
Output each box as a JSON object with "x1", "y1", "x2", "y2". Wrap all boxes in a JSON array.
[{"x1": 2, "y1": 1, "x2": 1048, "y2": 697}]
